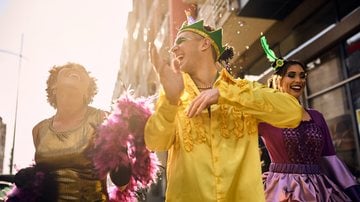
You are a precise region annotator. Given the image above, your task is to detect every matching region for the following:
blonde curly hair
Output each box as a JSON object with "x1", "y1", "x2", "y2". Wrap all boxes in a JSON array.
[{"x1": 45, "y1": 62, "x2": 98, "y2": 109}]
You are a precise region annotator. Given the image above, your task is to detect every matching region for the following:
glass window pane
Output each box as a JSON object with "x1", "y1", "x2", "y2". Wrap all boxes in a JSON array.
[
  {"x1": 345, "y1": 31, "x2": 360, "y2": 113},
  {"x1": 306, "y1": 47, "x2": 343, "y2": 95}
]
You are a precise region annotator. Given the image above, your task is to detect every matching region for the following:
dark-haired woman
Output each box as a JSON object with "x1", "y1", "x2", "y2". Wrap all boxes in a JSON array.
[{"x1": 259, "y1": 60, "x2": 360, "y2": 201}]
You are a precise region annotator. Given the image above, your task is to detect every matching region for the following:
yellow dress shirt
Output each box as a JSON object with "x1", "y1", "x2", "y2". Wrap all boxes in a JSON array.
[{"x1": 145, "y1": 69, "x2": 302, "y2": 202}]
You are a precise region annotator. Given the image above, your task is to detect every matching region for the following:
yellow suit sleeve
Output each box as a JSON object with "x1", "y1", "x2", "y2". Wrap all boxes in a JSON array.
[
  {"x1": 144, "y1": 92, "x2": 178, "y2": 151},
  {"x1": 217, "y1": 79, "x2": 302, "y2": 128}
]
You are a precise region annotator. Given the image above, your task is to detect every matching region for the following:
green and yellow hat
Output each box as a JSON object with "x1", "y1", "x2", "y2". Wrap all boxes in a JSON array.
[{"x1": 179, "y1": 20, "x2": 225, "y2": 60}]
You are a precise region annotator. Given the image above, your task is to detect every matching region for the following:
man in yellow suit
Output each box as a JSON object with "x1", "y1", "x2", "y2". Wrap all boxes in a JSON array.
[{"x1": 145, "y1": 19, "x2": 302, "y2": 202}]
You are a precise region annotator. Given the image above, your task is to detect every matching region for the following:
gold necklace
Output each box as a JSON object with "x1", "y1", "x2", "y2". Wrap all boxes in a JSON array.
[
  {"x1": 195, "y1": 71, "x2": 219, "y2": 90},
  {"x1": 196, "y1": 84, "x2": 213, "y2": 90}
]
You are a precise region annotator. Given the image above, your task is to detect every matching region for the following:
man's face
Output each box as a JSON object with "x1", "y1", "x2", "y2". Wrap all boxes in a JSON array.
[{"x1": 169, "y1": 31, "x2": 203, "y2": 73}]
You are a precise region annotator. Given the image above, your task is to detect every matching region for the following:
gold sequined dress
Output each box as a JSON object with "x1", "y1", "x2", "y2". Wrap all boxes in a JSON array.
[{"x1": 33, "y1": 106, "x2": 108, "y2": 201}]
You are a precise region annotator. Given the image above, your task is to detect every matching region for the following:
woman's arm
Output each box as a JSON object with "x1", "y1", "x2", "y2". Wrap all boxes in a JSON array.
[{"x1": 314, "y1": 110, "x2": 360, "y2": 200}]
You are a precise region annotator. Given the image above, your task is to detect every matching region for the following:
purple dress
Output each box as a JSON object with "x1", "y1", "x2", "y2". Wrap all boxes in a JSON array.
[{"x1": 259, "y1": 109, "x2": 358, "y2": 202}]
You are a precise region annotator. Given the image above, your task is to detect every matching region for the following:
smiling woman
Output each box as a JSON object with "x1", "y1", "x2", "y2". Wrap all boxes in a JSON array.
[
  {"x1": 0, "y1": 0, "x2": 132, "y2": 175},
  {"x1": 4, "y1": 62, "x2": 159, "y2": 201},
  {"x1": 258, "y1": 37, "x2": 360, "y2": 201},
  {"x1": 5, "y1": 63, "x2": 131, "y2": 201}
]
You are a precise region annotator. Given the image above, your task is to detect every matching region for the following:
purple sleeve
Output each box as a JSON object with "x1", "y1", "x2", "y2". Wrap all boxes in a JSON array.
[
  {"x1": 308, "y1": 109, "x2": 336, "y2": 156},
  {"x1": 309, "y1": 110, "x2": 359, "y2": 189},
  {"x1": 320, "y1": 155, "x2": 358, "y2": 189}
]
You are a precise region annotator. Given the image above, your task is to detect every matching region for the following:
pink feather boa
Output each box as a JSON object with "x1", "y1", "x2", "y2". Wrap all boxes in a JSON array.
[{"x1": 92, "y1": 93, "x2": 160, "y2": 201}]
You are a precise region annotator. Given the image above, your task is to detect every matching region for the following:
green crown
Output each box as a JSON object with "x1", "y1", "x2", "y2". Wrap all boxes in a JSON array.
[{"x1": 179, "y1": 20, "x2": 225, "y2": 60}]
